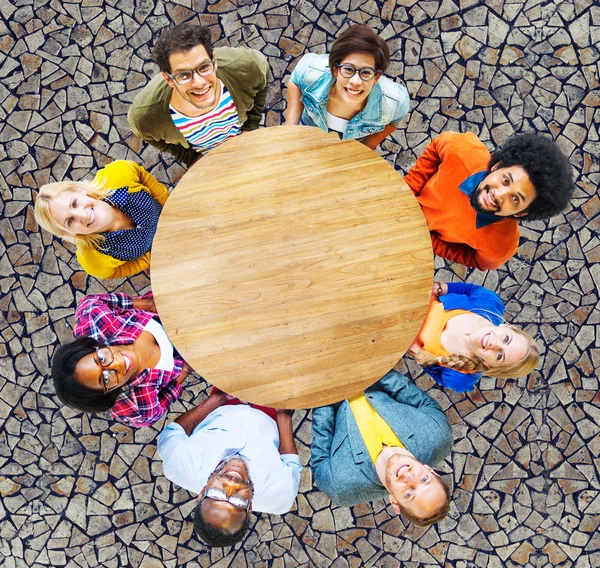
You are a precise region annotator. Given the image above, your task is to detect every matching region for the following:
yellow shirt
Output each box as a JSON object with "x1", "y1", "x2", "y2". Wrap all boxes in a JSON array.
[
  {"x1": 348, "y1": 393, "x2": 404, "y2": 463},
  {"x1": 76, "y1": 160, "x2": 169, "y2": 280}
]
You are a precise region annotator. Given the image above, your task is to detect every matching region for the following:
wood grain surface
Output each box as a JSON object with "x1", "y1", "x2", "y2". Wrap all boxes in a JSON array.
[{"x1": 151, "y1": 126, "x2": 433, "y2": 408}]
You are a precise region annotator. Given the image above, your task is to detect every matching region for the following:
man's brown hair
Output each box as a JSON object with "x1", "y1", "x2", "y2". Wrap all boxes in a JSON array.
[{"x1": 399, "y1": 476, "x2": 451, "y2": 527}]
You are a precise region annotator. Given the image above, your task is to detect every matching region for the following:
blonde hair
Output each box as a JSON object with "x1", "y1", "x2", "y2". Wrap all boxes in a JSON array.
[
  {"x1": 414, "y1": 326, "x2": 540, "y2": 379},
  {"x1": 34, "y1": 178, "x2": 110, "y2": 251}
]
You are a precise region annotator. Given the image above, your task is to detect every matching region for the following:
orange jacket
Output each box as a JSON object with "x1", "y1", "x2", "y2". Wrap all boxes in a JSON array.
[{"x1": 405, "y1": 131, "x2": 519, "y2": 270}]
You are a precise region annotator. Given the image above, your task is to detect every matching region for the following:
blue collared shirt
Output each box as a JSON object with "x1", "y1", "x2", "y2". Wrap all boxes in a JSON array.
[
  {"x1": 290, "y1": 53, "x2": 409, "y2": 141},
  {"x1": 157, "y1": 405, "x2": 302, "y2": 514},
  {"x1": 459, "y1": 170, "x2": 501, "y2": 229}
]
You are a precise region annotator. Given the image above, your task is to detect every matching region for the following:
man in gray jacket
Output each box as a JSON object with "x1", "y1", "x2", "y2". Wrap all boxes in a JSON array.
[
  {"x1": 128, "y1": 23, "x2": 270, "y2": 167},
  {"x1": 311, "y1": 370, "x2": 453, "y2": 526}
]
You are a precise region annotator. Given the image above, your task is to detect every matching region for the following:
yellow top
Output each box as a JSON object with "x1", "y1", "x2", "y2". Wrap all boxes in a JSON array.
[
  {"x1": 348, "y1": 393, "x2": 404, "y2": 463},
  {"x1": 76, "y1": 160, "x2": 169, "y2": 280}
]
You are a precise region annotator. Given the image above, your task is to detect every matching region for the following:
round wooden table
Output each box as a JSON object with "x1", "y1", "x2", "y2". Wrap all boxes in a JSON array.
[{"x1": 151, "y1": 126, "x2": 433, "y2": 408}]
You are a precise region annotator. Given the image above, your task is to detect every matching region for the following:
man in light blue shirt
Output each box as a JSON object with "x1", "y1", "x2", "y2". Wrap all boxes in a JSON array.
[{"x1": 157, "y1": 389, "x2": 301, "y2": 547}]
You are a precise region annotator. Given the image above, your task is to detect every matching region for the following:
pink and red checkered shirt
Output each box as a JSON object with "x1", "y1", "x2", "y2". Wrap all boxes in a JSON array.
[{"x1": 74, "y1": 292, "x2": 183, "y2": 428}]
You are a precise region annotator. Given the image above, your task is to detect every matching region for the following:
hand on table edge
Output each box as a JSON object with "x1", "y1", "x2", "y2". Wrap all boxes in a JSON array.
[{"x1": 275, "y1": 409, "x2": 298, "y2": 456}]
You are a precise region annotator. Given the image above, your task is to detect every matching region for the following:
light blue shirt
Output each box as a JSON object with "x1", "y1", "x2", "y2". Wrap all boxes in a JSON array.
[
  {"x1": 290, "y1": 53, "x2": 410, "y2": 140},
  {"x1": 157, "y1": 405, "x2": 302, "y2": 514}
]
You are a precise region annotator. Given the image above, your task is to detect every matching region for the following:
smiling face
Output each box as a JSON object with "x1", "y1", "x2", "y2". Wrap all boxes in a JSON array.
[
  {"x1": 467, "y1": 323, "x2": 530, "y2": 369},
  {"x1": 48, "y1": 189, "x2": 114, "y2": 236},
  {"x1": 471, "y1": 164, "x2": 537, "y2": 217},
  {"x1": 199, "y1": 456, "x2": 254, "y2": 534},
  {"x1": 384, "y1": 452, "x2": 448, "y2": 520},
  {"x1": 164, "y1": 44, "x2": 219, "y2": 116},
  {"x1": 331, "y1": 52, "x2": 380, "y2": 109},
  {"x1": 74, "y1": 345, "x2": 139, "y2": 392}
]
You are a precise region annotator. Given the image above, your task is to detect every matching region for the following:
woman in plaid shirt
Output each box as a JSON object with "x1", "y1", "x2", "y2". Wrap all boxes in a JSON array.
[{"x1": 51, "y1": 292, "x2": 193, "y2": 428}]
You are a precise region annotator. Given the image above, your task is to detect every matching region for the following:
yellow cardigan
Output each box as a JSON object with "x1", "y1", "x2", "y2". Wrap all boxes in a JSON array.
[{"x1": 76, "y1": 160, "x2": 169, "y2": 280}]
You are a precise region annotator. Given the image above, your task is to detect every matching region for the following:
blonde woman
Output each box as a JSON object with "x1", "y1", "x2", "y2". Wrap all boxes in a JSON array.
[
  {"x1": 408, "y1": 282, "x2": 540, "y2": 392},
  {"x1": 34, "y1": 160, "x2": 168, "y2": 280}
]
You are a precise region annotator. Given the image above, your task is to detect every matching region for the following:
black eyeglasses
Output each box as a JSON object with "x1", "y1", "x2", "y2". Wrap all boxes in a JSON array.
[
  {"x1": 166, "y1": 61, "x2": 216, "y2": 85},
  {"x1": 200, "y1": 487, "x2": 250, "y2": 510},
  {"x1": 336, "y1": 63, "x2": 378, "y2": 81},
  {"x1": 95, "y1": 347, "x2": 118, "y2": 392}
]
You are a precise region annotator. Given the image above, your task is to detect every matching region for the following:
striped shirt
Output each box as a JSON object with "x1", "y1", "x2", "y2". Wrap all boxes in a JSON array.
[{"x1": 170, "y1": 80, "x2": 240, "y2": 154}]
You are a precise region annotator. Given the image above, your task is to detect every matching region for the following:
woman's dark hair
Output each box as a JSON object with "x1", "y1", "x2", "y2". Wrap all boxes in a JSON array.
[
  {"x1": 152, "y1": 23, "x2": 214, "y2": 74},
  {"x1": 489, "y1": 133, "x2": 574, "y2": 221},
  {"x1": 51, "y1": 337, "x2": 123, "y2": 413},
  {"x1": 329, "y1": 25, "x2": 391, "y2": 75}
]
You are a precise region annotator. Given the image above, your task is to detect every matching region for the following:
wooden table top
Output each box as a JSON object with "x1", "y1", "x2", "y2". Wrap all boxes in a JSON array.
[{"x1": 151, "y1": 126, "x2": 433, "y2": 409}]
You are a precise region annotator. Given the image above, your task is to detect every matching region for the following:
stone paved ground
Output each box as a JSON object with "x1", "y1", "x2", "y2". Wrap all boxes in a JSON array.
[{"x1": 1, "y1": 0, "x2": 599, "y2": 566}]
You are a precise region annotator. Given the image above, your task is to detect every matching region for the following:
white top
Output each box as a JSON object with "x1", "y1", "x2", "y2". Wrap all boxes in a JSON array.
[
  {"x1": 143, "y1": 318, "x2": 175, "y2": 371},
  {"x1": 157, "y1": 405, "x2": 302, "y2": 514},
  {"x1": 326, "y1": 112, "x2": 349, "y2": 134}
]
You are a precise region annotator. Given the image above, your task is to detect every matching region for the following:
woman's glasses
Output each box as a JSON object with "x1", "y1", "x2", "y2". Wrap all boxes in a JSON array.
[
  {"x1": 336, "y1": 63, "x2": 378, "y2": 81},
  {"x1": 95, "y1": 346, "x2": 119, "y2": 392}
]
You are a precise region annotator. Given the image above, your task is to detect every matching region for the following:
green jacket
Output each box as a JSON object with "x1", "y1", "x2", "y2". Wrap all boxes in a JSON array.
[{"x1": 128, "y1": 47, "x2": 270, "y2": 167}]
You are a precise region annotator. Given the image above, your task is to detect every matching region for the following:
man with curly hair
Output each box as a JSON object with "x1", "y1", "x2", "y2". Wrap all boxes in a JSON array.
[
  {"x1": 405, "y1": 131, "x2": 574, "y2": 270},
  {"x1": 128, "y1": 23, "x2": 270, "y2": 167}
]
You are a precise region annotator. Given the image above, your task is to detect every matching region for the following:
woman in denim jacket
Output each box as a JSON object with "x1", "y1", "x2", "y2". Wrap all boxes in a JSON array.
[{"x1": 285, "y1": 25, "x2": 409, "y2": 149}]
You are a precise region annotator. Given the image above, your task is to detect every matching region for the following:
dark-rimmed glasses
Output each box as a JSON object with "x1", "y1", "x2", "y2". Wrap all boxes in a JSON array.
[
  {"x1": 95, "y1": 346, "x2": 118, "y2": 392},
  {"x1": 199, "y1": 487, "x2": 250, "y2": 511},
  {"x1": 166, "y1": 61, "x2": 216, "y2": 85},
  {"x1": 336, "y1": 63, "x2": 378, "y2": 81}
]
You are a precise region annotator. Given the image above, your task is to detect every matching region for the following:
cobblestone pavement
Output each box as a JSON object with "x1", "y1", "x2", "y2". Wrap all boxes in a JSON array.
[{"x1": 1, "y1": 0, "x2": 599, "y2": 567}]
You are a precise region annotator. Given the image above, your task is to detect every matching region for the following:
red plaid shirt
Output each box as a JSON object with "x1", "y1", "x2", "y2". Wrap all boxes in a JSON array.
[{"x1": 74, "y1": 292, "x2": 183, "y2": 428}]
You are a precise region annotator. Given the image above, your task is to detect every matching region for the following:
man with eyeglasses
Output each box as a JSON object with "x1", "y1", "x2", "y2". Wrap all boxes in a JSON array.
[
  {"x1": 128, "y1": 23, "x2": 270, "y2": 167},
  {"x1": 157, "y1": 389, "x2": 301, "y2": 547}
]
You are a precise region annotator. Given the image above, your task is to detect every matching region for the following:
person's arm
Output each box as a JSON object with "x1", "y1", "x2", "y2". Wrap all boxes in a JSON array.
[
  {"x1": 432, "y1": 281, "x2": 449, "y2": 298},
  {"x1": 370, "y1": 369, "x2": 443, "y2": 411},
  {"x1": 134, "y1": 163, "x2": 170, "y2": 206},
  {"x1": 310, "y1": 404, "x2": 339, "y2": 501},
  {"x1": 275, "y1": 409, "x2": 298, "y2": 455},
  {"x1": 243, "y1": 83, "x2": 268, "y2": 131},
  {"x1": 424, "y1": 364, "x2": 481, "y2": 393},
  {"x1": 404, "y1": 136, "x2": 445, "y2": 196},
  {"x1": 362, "y1": 123, "x2": 397, "y2": 150},
  {"x1": 284, "y1": 80, "x2": 304, "y2": 125},
  {"x1": 175, "y1": 361, "x2": 195, "y2": 385},
  {"x1": 131, "y1": 294, "x2": 156, "y2": 313},
  {"x1": 76, "y1": 248, "x2": 151, "y2": 280},
  {"x1": 240, "y1": 50, "x2": 270, "y2": 131},
  {"x1": 74, "y1": 292, "x2": 134, "y2": 341},
  {"x1": 174, "y1": 390, "x2": 230, "y2": 436},
  {"x1": 430, "y1": 234, "x2": 479, "y2": 268}
]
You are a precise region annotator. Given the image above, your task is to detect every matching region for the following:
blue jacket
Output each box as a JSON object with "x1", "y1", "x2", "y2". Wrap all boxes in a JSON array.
[
  {"x1": 310, "y1": 370, "x2": 453, "y2": 507},
  {"x1": 290, "y1": 53, "x2": 409, "y2": 140},
  {"x1": 425, "y1": 282, "x2": 505, "y2": 392}
]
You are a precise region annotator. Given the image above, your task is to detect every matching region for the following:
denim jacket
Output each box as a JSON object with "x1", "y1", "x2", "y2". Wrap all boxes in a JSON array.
[{"x1": 290, "y1": 53, "x2": 409, "y2": 140}]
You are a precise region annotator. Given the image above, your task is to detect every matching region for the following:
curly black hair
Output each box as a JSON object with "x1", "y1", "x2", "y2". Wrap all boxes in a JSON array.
[
  {"x1": 489, "y1": 133, "x2": 574, "y2": 220},
  {"x1": 193, "y1": 498, "x2": 251, "y2": 547},
  {"x1": 51, "y1": 337, "x2": 123, "y2": 413},
  {"x1": 152, "y1": 23, "x2": 213, "y2": 74}
]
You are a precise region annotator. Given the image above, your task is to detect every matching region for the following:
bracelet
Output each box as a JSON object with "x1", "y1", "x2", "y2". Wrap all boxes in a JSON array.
[{"x1": 434, "y1": 282, "x2": 443, "y2": 298}]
